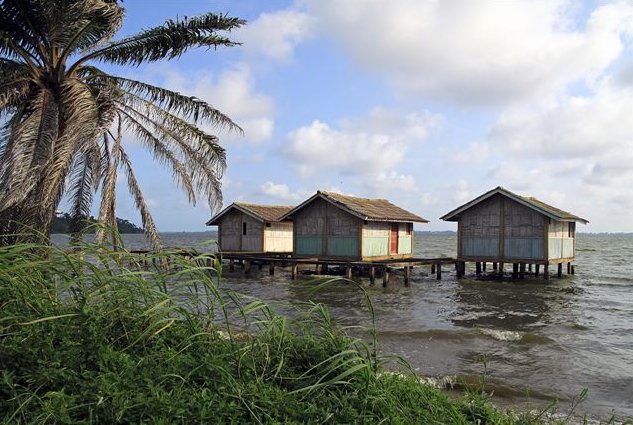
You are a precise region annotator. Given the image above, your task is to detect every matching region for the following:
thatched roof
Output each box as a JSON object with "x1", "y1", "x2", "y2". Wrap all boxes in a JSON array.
[
  {"x1": 440, "y1": 186, "x2": 588, "y2": 224},
  {"x1": 206, "y1": 203, "x2": 294, "y2": 225},
  {"x1": 281, "y1": 191, "x2": 428, "y2": 223}
]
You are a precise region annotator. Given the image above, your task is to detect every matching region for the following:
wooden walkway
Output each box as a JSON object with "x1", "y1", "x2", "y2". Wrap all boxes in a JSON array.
[
  {"x1": 204, "y1": 253, "x2": 457, "y2": 287},
  {"x1": 129, "y1": 250, "x2": 456, "y2": 287}
]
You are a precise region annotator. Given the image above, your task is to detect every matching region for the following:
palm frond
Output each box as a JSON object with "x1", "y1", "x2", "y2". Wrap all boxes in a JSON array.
[
  {"x1": 67, "y1": 146, "x2": 99, "y2": 235},
  {"x1": 117, "y1": 144, "x2": 162, "y2": 250},
  {"x1": 71, "y1": 12, "x2": 245, "y2": 70},
  {"x1": 87, "y1": 72, "x2": 242, "y2": 132},
  {"x1": 118, "y1": 110, "x2": 196, "y2": 204},
  {"x1": 96, "y1": 128, "x2": 120, "y2": 246}
]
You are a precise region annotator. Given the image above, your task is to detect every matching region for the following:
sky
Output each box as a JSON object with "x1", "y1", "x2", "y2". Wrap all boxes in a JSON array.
[{"x1": 86, "y1": 0, "x2": 633, "y2": 232}]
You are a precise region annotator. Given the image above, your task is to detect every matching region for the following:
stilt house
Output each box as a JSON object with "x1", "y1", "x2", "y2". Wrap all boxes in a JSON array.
[
  {"x1": 440, "y1": 187, "x2": 588, "y2": 268},
  {"x1": 206, "y1": 203, "x2": 294, "y2": 253},
  {"x1": 280, "y1": 191, "x2": 428, "y2": 260}
]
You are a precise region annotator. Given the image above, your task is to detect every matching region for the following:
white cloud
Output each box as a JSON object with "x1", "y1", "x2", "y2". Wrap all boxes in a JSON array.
[
  {"x1": 285, "y1": 107, "x2": 440, "y2": 178},
  {"x1": 237, "y1": 10, "x2": 315, "y2": 61},
  {"x1": 450, "y1": 142, "x2": 490, "y2": 165},
  {"x1": 306, "y1": 0, "x2": 633, "y2": 105},
  {"x1": 258, "y1": 181, "x2": 302, "y2": 202},
  {"x1": 365, "y1": 172, "x2": 418, "y2": 194},
  {"x1": 162, "y1": 64, "x2": 275, "y2": 143},
  {"x1": 489, "y1": 78, "x2": 633, "y2": 158}
]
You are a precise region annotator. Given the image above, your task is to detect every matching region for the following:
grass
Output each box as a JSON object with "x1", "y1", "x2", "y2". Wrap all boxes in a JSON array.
[{"x1": 0, "y1": 234, "x2": 610, "y2": 423}]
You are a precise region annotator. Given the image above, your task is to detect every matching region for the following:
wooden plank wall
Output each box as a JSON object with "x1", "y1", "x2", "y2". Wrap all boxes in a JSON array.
[{"x1": 264, "y1": 222, "x2": 293, "y2": 252}]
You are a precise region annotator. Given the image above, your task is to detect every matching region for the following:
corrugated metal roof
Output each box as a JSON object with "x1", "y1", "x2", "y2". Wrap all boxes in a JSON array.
[
  {"x1": 440, "y1": 186, "x2": 589, "y2": 224},
  {"x1": 206, "y1": 203, "x2": 293, "y2": 225},
  {"x1": 281, "y1": 191, "x2": 428, "y2": 223}
]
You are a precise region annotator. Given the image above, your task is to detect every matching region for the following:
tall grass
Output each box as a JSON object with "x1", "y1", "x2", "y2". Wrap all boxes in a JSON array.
[{"x1": 0, "y1": 236, "x2": 581, "y2": 423}]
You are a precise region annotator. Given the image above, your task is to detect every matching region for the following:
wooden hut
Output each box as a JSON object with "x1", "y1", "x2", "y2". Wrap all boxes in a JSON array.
[
  {"x1": 440, "y1": 186, "x2": 588, "y2": 278},
  {"x1": 206, "y1": 203, "x2": 294, "y2": 253},
  {"x1": 280, "y1": 191, "x2": 428, "y2": 261}
]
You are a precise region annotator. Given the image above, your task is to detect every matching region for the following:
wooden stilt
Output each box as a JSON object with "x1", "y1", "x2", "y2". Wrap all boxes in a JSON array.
[
  {"x1": 404, "y1": 266, "x2": 411, "y2": 287},
  {"x1": 566, "y1": 262, "x2": 571, "y2": 274},
  {"x1": 229, "y1": 259, "x2": 235, "y2": 272},
  {"x1": 476, "y1": 262, "x2": 481, "y2": 275},
  {"x1": 571, "y1": 265, "x2": 575, "y2": 275},
  {"x1": 346, "y1": 265, "x2": 353, "y2": 280},
  {"x1": 369, "y1": 266, "x2": 376, "y2": 285},
  {"x1": 544, "y1": 264, "x2": 549, "y2": 280},
  {"x1": 528, "y1": 263, "x2": 532, "y2": 272},
  {"x1": 535, "y1": 264, "x2": 540, "y2": 277},
  {"x1": 382, "y1": 268, "x2": 389, "y2": 288},
  {"x1": 519, "y1": 263, "x2": 525, "y2": 279},
  {"x1": 493, "y1": 262, "x2": 498, "y2": 271},
  {"x1": 436, "y1": 263, "x2": 442, "y2": 280},
  {"x1": 291, "y1": 263, "x2": 298, "y2": 280},
  {"x1": 482, "y1": 262, "x2": 487, "y2": 272},
  {"x1": 315, "y1": 264, "x2": 321, "y2": 275},
  {"x1": 557, "y1": 263, "x2": 562, "y2": 278},
  {"x1": 269, "y1": 263, "x2": 275, "y2": 275},
  {"x1": 244, "y1": 260, "x2": 251, "y2": 274},
  {"x1": 512, "y1": 263, "x2": 519, "y2": 278},
  {"x1": 431, "y1": 263, "x2": 436, "y2": 274},
  {"x1": 499, "y1": 262, "x2": 504, "y2": 276}
]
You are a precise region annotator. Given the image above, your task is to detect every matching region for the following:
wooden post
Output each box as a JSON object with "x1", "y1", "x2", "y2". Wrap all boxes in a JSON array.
[
  {"x1": 519, "y1": 263, "x2": 525, "y2": 279},
  {"x1": 499, "y1": 262, "x2": 504, "y2": 276},
  {"x1": 269, "y1": 263, "x2": 275, "y2": 275},
  {"x1": 436, "y1": 263, "x2": 442, "y2": 280},
  {"x1": 382, "y1": 268, "x2": 389, "y2": 288},
  {"x1": 557, "y1": 263, "x2": 563, "y2": 278},
  {"x1": 404, "y1": 266, "x2": 411, "y2": 287},
  {"x1": 431, "y1": 263, "x2": 436, "y2": 274},
  {"x1": 476, "y1": 262, "x2": 481, "y2": 275},
  {"x1": 456, "y1": 261, "x2": 464, "y2": 278},
  {"x1": 369, "y1": 266, "x2": 376, "y2": 285},
  {"x1": 229, "y1": 259, "x2": 235, "y2": 272},
  {"x1": 566, "y1": 262, "x2": 571, "y2": 274},
  {"x1": 482, "y1": 262, "x2": 487, "y2": 272},
  {"x1": 291, "y1": 263, "x2": 298, "y2": 280},
  {"x1": 528, "y1": 263, "x2": 532, "y2": 272},
  {"x1": 493, "y1": 262, "x2": 498, "y2": 271},
  {"x1": 512, "y1": 263, "x2": 518, "y2": 278},
  {"x1": 346, "y1": 265, "x2": 353, "y2": 280},
  {"x1": 244, "y1": 260, "x2": 251, "y2": 274},
  {"x1": 535, "y1": 264, "x2": 540, "y2": 277},
  {"x1": 571, "y1": 265, "x2": 575, "y2": 275},
  {"x1": 315, "y1": 264, "x2": 321, "y2": 275},
  {"x1": 544, "y1": 264, "x2": 549, "y2": 280}
]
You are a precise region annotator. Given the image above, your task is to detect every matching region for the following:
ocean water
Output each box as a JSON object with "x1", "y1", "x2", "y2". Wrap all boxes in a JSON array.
[{"x1": 52, "y1": 232, "x2": 633, "y2": 419}]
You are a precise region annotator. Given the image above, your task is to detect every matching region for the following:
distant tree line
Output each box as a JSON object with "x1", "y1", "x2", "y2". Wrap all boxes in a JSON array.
[{"x1": 52, "y1": 213, "x2": 143, "y2": 234}]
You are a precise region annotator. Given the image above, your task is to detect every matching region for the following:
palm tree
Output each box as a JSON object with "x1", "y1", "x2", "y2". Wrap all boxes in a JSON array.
[{"x1": 0, "y1": 0, "x2": 244, "y2": 248}]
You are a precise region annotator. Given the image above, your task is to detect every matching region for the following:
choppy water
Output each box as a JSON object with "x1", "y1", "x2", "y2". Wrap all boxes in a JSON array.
[{"x1": 52, "y1": 232, "x2": 633, "y2": 419}]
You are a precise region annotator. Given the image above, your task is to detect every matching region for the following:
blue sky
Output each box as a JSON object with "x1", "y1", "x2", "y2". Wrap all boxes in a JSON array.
[{"x1": 82, "y1": 0, "x2": 633, "y2": 232}]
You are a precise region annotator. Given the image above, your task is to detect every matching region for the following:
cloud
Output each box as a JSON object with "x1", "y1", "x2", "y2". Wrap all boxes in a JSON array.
[
  {"x1": 449, "y1": 142, "x2": 490, "y2": 165},
  {"x1": 237, "y1": 10, "x2": 315, "y2": 61},
  {"x1": 305, "y1": 0, "x2": 633, "y2": 105},
  {"x1": 489, "y1": 78, "x2": 633, "y2": 158},
  {"x1": 258, "y1": 181, "x2": 303, "y2": 202},
  {"x1": 161, "y1": 64, "x2": 275, "y2": 143},
  {"x1": 284, "y1": 107, "x2": 440, "y2": 178}
]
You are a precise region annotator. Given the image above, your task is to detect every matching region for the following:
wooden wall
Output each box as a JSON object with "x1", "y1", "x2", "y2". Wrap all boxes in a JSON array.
[
  {"x1": 218, "y1": 210, "x2": 241, "y2": 251},
  {"x1": 217, "y1": 210, "x2": 263, "y2": 252},
  {"x1": 263, "y1": 222, "x2": 293, "y2": 252},
  {"x1": 326, "y1": 202, "x2": 360, "y2": 257},
  {"x1": 548, "y1": 221, "x2": 575, "y2": 259},
  {"x1": 295, "y1": 198, "x2": 325, "y2": 256},
  {"x1": 362, "y1": 222, "x2": 390, "y2": 257},
  {"x1": 459, "y1": 194, "x2": 552, "y2": 261}
]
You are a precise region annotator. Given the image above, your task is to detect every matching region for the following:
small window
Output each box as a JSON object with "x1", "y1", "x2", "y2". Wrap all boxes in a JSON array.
[
  {"x1": 568, "y1": 222, "x2": 575, "y2": 238},
  {"x1": 242, "y1": 222, "x2": 247, "y2": 235}
]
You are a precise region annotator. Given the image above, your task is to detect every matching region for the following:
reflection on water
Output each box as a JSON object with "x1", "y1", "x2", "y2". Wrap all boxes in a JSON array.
[{"x1": 51, "y1": 232, "x2": 633, "y2": 419}]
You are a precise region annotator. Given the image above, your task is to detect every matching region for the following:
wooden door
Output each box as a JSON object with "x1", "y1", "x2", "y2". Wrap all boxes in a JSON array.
[{"x1": 390, "y1": 223, "x2": 398, "y2": 254}]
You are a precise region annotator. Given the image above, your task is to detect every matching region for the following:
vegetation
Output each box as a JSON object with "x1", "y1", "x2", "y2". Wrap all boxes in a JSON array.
[
  {"x1": 0, "y1": 0, "x2": 243, "y2": 248},
  {"x1": 0, "y1": 236, "x2": 590, "y2": 424},
  {"x1": 51, "y1": 212, "x2": 143, "y2": 234}
]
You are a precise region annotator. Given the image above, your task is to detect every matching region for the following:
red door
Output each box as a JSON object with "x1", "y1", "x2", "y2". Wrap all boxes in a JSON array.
[{"x1": 390, "y1": 224, "x2": 399, "y2": 254}]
